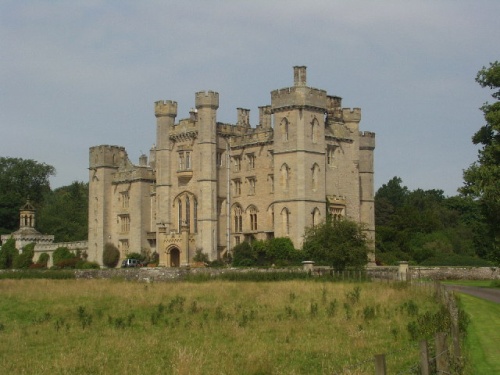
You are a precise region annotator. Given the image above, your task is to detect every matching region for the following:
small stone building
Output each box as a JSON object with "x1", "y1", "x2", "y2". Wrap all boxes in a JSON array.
[{"x1": 88, "y1": 66, "x2": 375, "y2": 267}]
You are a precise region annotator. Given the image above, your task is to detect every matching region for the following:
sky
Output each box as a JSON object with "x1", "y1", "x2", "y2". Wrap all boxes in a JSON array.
[{"x1": 1, "y1": 0, "x2": 499, "y2": 196}]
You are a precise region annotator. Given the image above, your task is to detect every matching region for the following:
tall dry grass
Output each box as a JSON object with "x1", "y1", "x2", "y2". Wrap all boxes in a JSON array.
[{"x1": 0, "y1": 279, "x2": 437, "y2": 374}]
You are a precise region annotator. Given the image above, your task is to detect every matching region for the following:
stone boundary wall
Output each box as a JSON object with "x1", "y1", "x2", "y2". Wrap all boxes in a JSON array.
[{"x1": 71, "y1": 266, "x2": 500, "y2": 282}]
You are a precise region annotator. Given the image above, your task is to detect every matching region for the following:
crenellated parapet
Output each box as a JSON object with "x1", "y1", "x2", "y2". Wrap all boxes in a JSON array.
[
  {"x1": 271, "y1": 86, "x2": 327, "y2": 112},
  {"x1": 195, "y1": 91, "x2": 219, "y2": 109},
  {"x1": 342, "y1": 108, "x2": 362, "y2": 123},
  {"x1": 359, "y1": 131, "x2": 376, "y2": 150},
  {"x1": 89, "y1": 145, "x2": 128, "y2": 169},
  {"x1": 155, "y1": 100, "x2": 178, "y2": 118}
]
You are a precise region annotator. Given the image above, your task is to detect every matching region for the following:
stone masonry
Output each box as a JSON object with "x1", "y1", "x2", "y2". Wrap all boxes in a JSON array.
[{"x1": 87, "y1": 67, "x2": 376, "y2": 267}]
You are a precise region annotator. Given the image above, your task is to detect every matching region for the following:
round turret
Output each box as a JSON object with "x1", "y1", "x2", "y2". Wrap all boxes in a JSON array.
[
  {"x1": 155, "y1": 100, "x2": 178, "y2": 118},
  {"x1": 195, "y1": 91, "x2": 219, "y2": 109}
]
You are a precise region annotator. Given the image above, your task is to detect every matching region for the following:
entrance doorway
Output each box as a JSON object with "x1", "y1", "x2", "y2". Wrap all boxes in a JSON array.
[{"x1": 170, "y1": 247, "x2": 180, "y2": 267}]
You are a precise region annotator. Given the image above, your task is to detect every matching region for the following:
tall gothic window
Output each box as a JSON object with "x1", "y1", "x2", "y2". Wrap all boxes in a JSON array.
[
  {"x1": 280, "y1": 164, "x2": 289, "y2": 190},
  {"x1": 233, "y1": 205, "x2": 243, "y2": 232},
  {"x1": 185, "y1": 196, "x2": 191, "y2": 232},
  {"x1": 282, "y1": 208, "x2": 290, "y2": 235},
  {"x1": 280, "y1": 118, "x2": 289, "y2": 141},
  {"x1": 312, "y1": 163, "x2": 319, "y2": 191},
  {"x1": 312, "y1": 207, "x2": 320, "y2": 227},
  {"x1": 193, "y1": 198, "x2": 198, "y2": 233},
  {"x1": 311, "y1": 118, "x2": 319, "y2": 143},
  {"x1": 177, "y1": 199, "x2": 182, "y2": 232},
  {"x1": 249, "y1": 206, "x2": 258, "y2": 231}
]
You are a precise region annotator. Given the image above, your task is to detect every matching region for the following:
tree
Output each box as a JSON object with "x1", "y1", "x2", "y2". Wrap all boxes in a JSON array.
[
  {"x1": 37, "y1": 182, "x2": 88, "y2": 242},
  {"x1": 0, "y1": 157, "x2": 55, "y2": 234},
  {"x1": 0, "y1": 237, "x2": 19, "y2": 269},
  {"x1": 302, "y1": 218, "x2": 369, "y2": 271},
  {"x1": 52, "y1": 247, "x2": 76, "y2": 266},
  {"x1": 460, "y1": 61, "x2": 500, "y2": 263}
]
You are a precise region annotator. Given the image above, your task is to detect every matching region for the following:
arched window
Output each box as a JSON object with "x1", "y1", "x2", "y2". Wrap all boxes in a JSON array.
[
  {"x1": 177, "y1": 199, "x2": 182, "y2": 232},
  {"x1": 185, "y1": 196, "x2": 190, "y2": 232},
  {"x1": 281, "y1": 207, "x2": 290, "y2": 235},
  {"x1": 311, "y1": 118, "x2": 319, "y2": 143},
  {"x1": 280, "y1": 164, "x2": 289, "y2": 190},
  {"x1": 280, "y1": 118, "x2": 289, "y2": 142},
  {"x1": 312, "y1": 207, "x2": 321, "y2": 227},
  {"x1": 233, "y1": 205, "x2": 243, "y2": 232},
  {"x1": 312, "y1": 163, "x2": 320, "y2": 191},
  {"x1": 248, "y1": 206, "x2": 258, "y2": 231}
]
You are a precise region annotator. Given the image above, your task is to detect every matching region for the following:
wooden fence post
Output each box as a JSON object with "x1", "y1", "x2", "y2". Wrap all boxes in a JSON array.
[
  {"x1": 419, "y1": 340, "x2": 430, "y2": 375},
  {"x1": 374, "y1": 354, "x2": 386, "y2": 375},
  {"x1": 435, "y1": 332, "x2": 450, "y2": 374}
]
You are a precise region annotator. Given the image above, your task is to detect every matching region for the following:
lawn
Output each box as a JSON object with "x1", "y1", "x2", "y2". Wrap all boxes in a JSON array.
[
  {"x1": 457, "y1": 293, "x2": 500, "y2": 374},
  {"x1": 0, "y1": 279, "x2": 444, "y2": 374}
]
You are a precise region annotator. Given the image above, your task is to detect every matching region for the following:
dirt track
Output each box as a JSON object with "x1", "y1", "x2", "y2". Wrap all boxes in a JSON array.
[{"x1": 445, "y1": 285, "x2": 500, "y2": 303}]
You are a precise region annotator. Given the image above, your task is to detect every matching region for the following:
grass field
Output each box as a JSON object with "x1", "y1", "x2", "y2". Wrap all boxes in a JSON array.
[{"x1": 0, "y1": 279, "x2": 443, "y2": 374}]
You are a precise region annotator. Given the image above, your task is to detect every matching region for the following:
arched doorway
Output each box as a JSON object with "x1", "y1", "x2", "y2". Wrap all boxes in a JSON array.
[{"x1": 169, "y1": 247, "x2": 180, "y2": 268}]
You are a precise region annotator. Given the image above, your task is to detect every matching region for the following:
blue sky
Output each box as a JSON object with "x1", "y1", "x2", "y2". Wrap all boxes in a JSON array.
[{"x1": 1, "y1": 1, "x2": 499, "y2": 196}]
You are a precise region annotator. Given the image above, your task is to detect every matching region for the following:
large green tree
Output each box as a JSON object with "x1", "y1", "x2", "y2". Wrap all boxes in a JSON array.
[
  {"x1": 0, "y1": 157, "x2": 55, "y2": 234},
  {"x1": 37, "y1": 182, "x2": 89, "y2": 242},
  {"x1": 302, "y1": 218, "x2": 369, "y2": 271},
  {"x1": 460, "y1": 61, "x2": 500, "y2": 262}
]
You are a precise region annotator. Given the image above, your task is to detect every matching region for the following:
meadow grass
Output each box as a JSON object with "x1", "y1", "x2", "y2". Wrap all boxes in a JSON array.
[
  {"x1": 459, "y1": 294, "x2": 500, "y2": 374},
  {"x1": 0, "y1": 279, "x2": 441, "y2": 374}
]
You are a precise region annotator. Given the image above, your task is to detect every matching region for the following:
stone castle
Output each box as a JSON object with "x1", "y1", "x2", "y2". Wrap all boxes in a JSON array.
[{"x1": 87, "y1": 66, "x2": 375, "y2": 267}]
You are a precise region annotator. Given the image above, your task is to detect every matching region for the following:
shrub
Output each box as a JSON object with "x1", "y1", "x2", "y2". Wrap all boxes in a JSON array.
[
  {"x1": 52, "y1": 247, "x2": 75, "y2": 265},
  {"x1": 37, "y1": 252, "x2": 50, "y2": 266},
  {"x1": 0, "y1": 237, "x2": 19, "y2": 269},
  {"x1": 14, "y1": 243, "x2": 35, "y2": 269},
  {"x1": 193, "y1": 249, "x2": 209, "y2": 264},
  {"x1": 102, "y1": 243, "x2": 120, "y2": 268},
  {"x1": 232, "y1": 242, "x2": 256, "y2": 266},
  {"x1": 55, "y1": 257, "x2": 80, "y2": 269}
]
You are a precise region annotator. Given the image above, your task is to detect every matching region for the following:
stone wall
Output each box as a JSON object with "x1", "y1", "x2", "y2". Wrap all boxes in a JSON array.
[{"x1": 71, "y1": 265, "x2": 500, "y2": 282}]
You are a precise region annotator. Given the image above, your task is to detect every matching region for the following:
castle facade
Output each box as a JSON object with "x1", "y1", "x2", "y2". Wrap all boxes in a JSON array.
[{"x1": 88, "y1": 67, "x2": 375, "y2": 267}]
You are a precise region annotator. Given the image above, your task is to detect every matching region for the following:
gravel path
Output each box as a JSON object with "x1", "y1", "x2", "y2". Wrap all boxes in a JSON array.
[{"x1": 445, "y1": 285, "x2": 500, "y2": 303}]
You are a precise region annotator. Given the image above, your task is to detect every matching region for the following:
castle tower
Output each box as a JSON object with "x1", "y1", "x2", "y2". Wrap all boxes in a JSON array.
[
  {"x1": 195, "y1": 91, "x2": 219, "y2": 260},
  {"x1": 359, "y1": 131, "x2": 376, "y2": 263},
  {"x1": 88, "y1": 145, "x2": 128, "y2": 263},
  {"x1": 271, "y1": 66, "x2": 328, "y2": 248},
  {"x1": 154, "y1": 100, "x2": 177, "y2": 266},
  {"x1": 19, "y1": 200, "x2": 36, "y2": 229}
]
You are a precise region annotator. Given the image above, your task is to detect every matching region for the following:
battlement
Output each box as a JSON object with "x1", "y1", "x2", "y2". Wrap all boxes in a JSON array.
[
  {"x1": 342, "y1": 108, "x2": 361, "y2": 122},
  {"x1": 271, "y1": 86, "x2": 327, "y2": 111},
  {"x1": 155, "y1": 100, "x2": 178, "y2": 118},
  {"x1": 359, "y1": 131, "x2": 376, "y2": 149},
  {"x1": 89, "y1": 145, "x2": 128, "y2": 168},
  {"x1": 195, "y1": 91, "x2": 219, "y2": 109},
  {"x1": 327, "y1": 95, "x2": 342, "y2": 110}
]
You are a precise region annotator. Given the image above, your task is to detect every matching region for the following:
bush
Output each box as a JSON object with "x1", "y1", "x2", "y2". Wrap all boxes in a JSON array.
[
  {"x1": 55, "y1": 257, "x2": 80, "y2": 269},
  {"x1": 14, "y1": 243, "x2": 35, "y2": 269},
  {"x1": 0, "y1": 237, "x2": 19, "y2": 269},
  {"x1": 102, "y1": 243, "x2": 120, "y2": 268},
  {"x1": 77, "y1": 261, "x2": 100, "y2": 269},
  {"x1": 37, "y1": 252, "x2": 50, "y2": 266},
  {"x1": 52, "y1": 247, "x2": 75, "y2": 265},
  {"x1": 419, "y1": 254, "x2": 494, "y2": 266},
  {"x1": 232, "y1": 242, "x2": 256, "y2": 266}
]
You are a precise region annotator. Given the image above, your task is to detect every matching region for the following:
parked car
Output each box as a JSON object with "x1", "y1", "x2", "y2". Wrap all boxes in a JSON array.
[{"x1": 121, "y1": 258, "x2": 142, "y2": 268}]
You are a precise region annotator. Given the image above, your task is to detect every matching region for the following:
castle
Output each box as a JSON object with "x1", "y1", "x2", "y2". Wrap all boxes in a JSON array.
[{"x1": 88, "y1": 66, "x2": 375, "y2": 267}]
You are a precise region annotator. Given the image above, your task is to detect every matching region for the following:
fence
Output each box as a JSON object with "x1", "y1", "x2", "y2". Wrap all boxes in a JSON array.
[{"x1": 334, "y1": 281, "x2": 466, "y2": 375}]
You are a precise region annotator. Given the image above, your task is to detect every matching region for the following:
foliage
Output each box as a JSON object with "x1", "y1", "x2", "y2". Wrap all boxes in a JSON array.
[
  {"x1": 0, "y1": 237, "x2": 19, "y2": 269},
  {"x1": 302, "y1": 218, "x2": 369, "y2": 271},
  {"x1": 37, "y1": 252, "x2": 50, "y2": 266},
  {"x1": 419, "y1": 254, "x2": 493, "y2": 267},
  {"x1": 193, "y1": 248, "x2": 209, "y2": 264},
  {"x1": 37, "y1": 182, "x2": 89, "y2": 242},
  {"x1": 375, "y1": 176, "x2": 490, "y2": 265},
  {"x1": 231, "y1": 238, "x2": 301, "y2": 267},
  {"x1": 460, "y1": 61, "x2": 500, "y2": 263},
  {"x1": 0, "y1": 157, "x2": 55, "y2": 234},
  {"x1": 52, "y1": 247, "x2": 75, "y2": 266},
  {"x1": 126, "y1": 252, "x2": 144, "y2": 261},
  {"x1": 13, "y1": 243, "x2": 35, "y2": 269},
  {"x1": 102, "y1": 243, "x2": 120, "y2": 268},
  {"x1": 0, "y1": 270, "x2": 75, "y2": 279}
]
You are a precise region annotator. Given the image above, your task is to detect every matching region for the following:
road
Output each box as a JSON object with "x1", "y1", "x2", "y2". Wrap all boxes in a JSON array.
[{"x1": 445, "y1": 285, "x2": 500, "y2": 303}]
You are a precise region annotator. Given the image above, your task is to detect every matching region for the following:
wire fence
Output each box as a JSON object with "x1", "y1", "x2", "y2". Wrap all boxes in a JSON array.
[{"x1": 330, "y1": 281, "x2": 466, "y2": 375}]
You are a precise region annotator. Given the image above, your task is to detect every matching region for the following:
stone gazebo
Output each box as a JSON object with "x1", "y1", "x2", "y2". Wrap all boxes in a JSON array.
[{"x1": 0, "y1": 200, "x2": 54, "y2": 252}]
